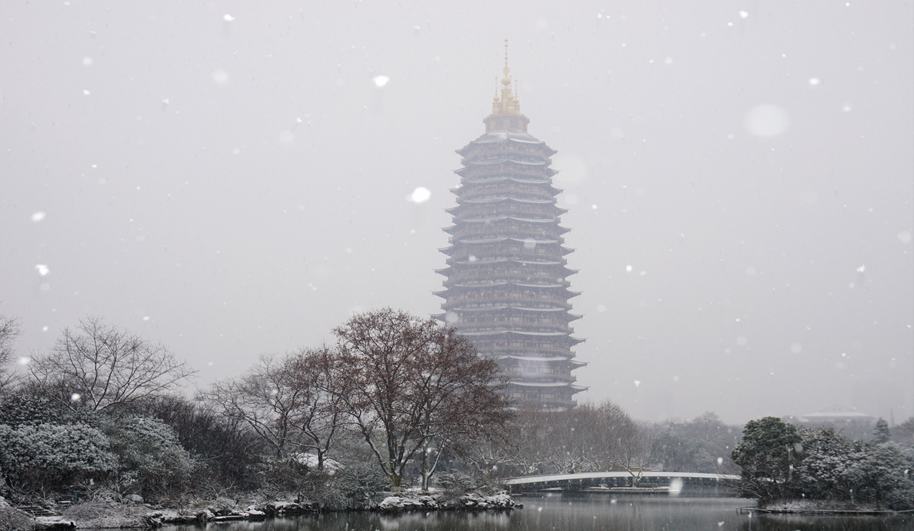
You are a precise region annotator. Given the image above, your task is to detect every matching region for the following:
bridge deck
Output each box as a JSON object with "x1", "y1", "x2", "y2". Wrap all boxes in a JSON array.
[{"x1": 504, "y1": 471, "x2": 741, "y2": 486}]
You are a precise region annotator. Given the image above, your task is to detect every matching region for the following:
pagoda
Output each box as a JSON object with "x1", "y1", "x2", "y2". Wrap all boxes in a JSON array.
[{"x1": 436, "y1": 44, "x2": 586, "y2": 410}]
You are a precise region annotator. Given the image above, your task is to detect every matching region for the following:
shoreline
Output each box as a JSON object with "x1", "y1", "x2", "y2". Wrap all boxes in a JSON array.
[
  {"x1": 16, "y1": 492, "x2": 521, "y2": 530},
  {"x1": 738, "y1": 505, "x2": 914, "y2": 517}
]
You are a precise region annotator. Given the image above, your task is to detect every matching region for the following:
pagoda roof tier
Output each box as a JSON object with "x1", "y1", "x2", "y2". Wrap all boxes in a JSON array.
[
  {"x1": 455, "y1": 186, "x2": 562, "y2": 200},
  {"x1": 437, "y1": 244, "x2": 574, "y2": 257},
  {"x1": 457, "y1": 214, "x2": 557, "y2": 224},
  {"x1": 445, "y1": 257, "x2": 568, "y2": 267},
  {"x1": 457, "y1": 322, "x2": 577, "y2": 335},
  {"x1": 454, "y1": 236, "x2": 562, "y2": 245},
  {"x1": 436, "y1": 269, "x2": 578, "y2": 282},
  {"x1": 441, "y1": 279, "x2": 569, "y2": 289},
  {"x1": 445, "y1": 226, "x2": 570, "y2": 237},
  {"x1": 447, "y1": 305, "x2": 569, "y2": 313},
  {"x1": 457, "y1": 132, "x2": 556, "y2": 156},
  {"x1": 456, "y1": 195, "x2": 555, "y2": 206},
  {"x1": 457, "y1": 329, "x2": 583, "y2": 342},
  {"x1": 449, "y1": 307, "x2": 582, "y2": 322},
  {"x1": 459, "y1": 176, "x2": 552, "y2": 186},
  {"x1": 460, "y1": 158, "x2": 548, "y2": 168},
  {"x1": 435, "y1": 286, "x2": 581, "y2": 299},
  {"x1": 497, "y1": 355, "x2": 586, "y2": 366},
  {"x1": 456, "y1": 165, "x2": 557, "y2": 179},
  {"x1": 441, "y1": 298, "x2": 572, "y2": 310},
  {"x1": 447, "y1": 203, "x2": 568, "y2": 215}
]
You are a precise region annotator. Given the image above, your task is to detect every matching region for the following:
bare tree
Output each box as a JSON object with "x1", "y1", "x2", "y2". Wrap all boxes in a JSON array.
[
  {"x1": 28, "y1": 318, "x2": 193, "y2": 411},
  {"x1": 286, "y1": 346, "x2": 347, "y2": 470},
  {"x1": 334, "y1": 308, "x2": 509, "y2": 490},
  {"x1": 203, "y1": 356, "x2": 304, "y2": 459},
  {"x1": 414, "y1": 331, "x2": 511, "y2": 491},
  {"x1": 203, "y1": 348, "x2": 346, "y2": 469},
  {"x1": 614, "y1": 422, "x2": 655, "y2": 486},
  {"x1": 0, "y1": 315, "x2": 20, "y2": 394}
]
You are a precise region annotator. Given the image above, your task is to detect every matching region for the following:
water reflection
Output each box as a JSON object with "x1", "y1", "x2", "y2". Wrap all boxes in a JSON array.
[{"x1": 154, "y1": 495, "x2": 913, "y2": 531}]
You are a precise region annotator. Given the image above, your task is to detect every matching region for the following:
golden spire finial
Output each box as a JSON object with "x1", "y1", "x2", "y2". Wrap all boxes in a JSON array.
[{"x1": 492, "y1": 39, "x2": 521, "y2": 116}]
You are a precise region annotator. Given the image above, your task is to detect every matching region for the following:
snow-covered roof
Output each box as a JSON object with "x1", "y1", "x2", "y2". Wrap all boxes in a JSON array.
[
  {"x1": 457, "y1": 237, "x2": 560, "y2": 245},
  {"x1": 459, "y1": 196, "x2": 554, "y2": 205},
  {"x1": 459, "y1": 215, "x2": 556, "y2": 224},
  {"x1": 463, "y1": 176, "x2": 551, "y2": 185},
  {"x1": 464, "y1": 158, "x2": 548, "y2": 167}
]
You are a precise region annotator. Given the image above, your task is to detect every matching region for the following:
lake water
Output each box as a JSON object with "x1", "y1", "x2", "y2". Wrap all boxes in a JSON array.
[{"x1": 160, "y1": 494, "x2": 914, "y2": 530}]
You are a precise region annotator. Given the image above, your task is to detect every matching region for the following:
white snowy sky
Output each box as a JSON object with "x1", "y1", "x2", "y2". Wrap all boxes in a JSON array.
[{"x1": 1, "y1": 0, "x2": 911, "y2": 423}]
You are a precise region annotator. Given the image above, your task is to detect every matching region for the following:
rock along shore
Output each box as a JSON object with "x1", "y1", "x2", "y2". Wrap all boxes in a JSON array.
[{"x1": 8, "y1": 492, "x2": 521, "y2": 529}]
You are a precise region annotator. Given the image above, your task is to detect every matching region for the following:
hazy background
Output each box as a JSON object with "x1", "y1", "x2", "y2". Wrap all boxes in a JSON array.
[{"x1": 1, "y1": 0, "x2": 912, "y2": 424}]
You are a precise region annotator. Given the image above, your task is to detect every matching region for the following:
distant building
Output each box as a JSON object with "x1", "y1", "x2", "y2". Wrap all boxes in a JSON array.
[{"x1": 436, "y1": 45, "x2": 586, "y2": 410}]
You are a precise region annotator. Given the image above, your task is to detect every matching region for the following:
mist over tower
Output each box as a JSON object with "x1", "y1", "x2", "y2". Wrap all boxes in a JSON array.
[{"x1": 436, "y1": 44, "x2": 586, "y2": 410}]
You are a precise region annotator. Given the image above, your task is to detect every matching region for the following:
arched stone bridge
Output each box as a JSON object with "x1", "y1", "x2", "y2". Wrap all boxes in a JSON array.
[{"x1": 504, "y1": 471, "x2": 742, "y2": 494}]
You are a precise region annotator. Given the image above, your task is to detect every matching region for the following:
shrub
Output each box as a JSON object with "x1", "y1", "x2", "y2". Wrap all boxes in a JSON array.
[
  {"x1": 0, "y1": 423, "x2": 116, "y2": 492},
  {"x1": 104, "y1": 416, "x2": 195, "y2": 497}
]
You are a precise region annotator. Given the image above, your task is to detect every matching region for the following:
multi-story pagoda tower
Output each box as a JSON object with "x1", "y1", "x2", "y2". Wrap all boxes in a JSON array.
[{"x1": 436, "y1": 45, "x2": 585, "y2": 410}]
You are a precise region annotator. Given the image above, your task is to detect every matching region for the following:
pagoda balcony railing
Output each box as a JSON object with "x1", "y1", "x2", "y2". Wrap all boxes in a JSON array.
[
  {"x1": 450, "y1": 247, "x2": 565, "y2": 259},
  {"x1": 443, "y1": 295, "x2": 573, "y2": 307},
  {"x1": 457, "y1": 192, "x2": 556, "y2": 205},
  {"x1": 453, "y1": 203, "x2": 564, "y2": 217},
  {"x1": 443, "y1": 300, "x2": 570, "y2": 310},
  {"x1": 478, "y1": 343, "x2": 575, "y2": 355},
  {"x1": 459, "y1": 317, "x2": 570, "y2": 328},
  {"x1": 456, "y1": 325, "x2": 573, "y2": 335},
  {"x1": 503, "y1": 373, "x2": 577, "y2": 384},
  {"x1": 458, "y1": 162, "x2": 553, "y2": 179},
  {"x1": 461, "y1": 325, "x2": 572, "y2": 335},
  {"x1": 450, "y1": 229, "x2": 566, "y2": 242},
  {"x1": 457, "y1": 186, "x2": 557, "y2": 202},
  {"x1": 446, "y1": 273, "x2": 570, "y2": 284},
  {"x1": 507, "y1": 393, "x2": 577, "y2": 409}
]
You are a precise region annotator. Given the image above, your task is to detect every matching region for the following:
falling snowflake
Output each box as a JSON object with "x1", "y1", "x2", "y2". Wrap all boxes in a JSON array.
[
  {"x1": 17, "y1": 357, "x2": 30, "y2": 366},
  {"x1": 808, "y1": 77, "x2": 821, "y2": 86},
  {"x1": 35, "y1": 264, "x2": 50, "y2": 276},
  {"x1": 31, "y1": 211, "x2": 46, "y2": 222},
  {"x1": 409, "y1": 187, "x2": 431, "y2": 203},
  {"x1": 70, "y1": 393, "x2": 81, "y2": 402},
  {"x1": 633, "y1": 380, "x2": 641, "y2": 388},
  {"x1": 82, "y1": 56, "x2": 93, "y2": 67},
  {"x1": 625, "y1": 264, "x2": 633, "y2": 273},
  {"x1": 372, "y1": 75, "x2": 390, "y2": 88},
  {"x1": 223, "y1": 13, "x2": 235, "y2": 22},
  {"x1": 738, "y1": 10, "x2": 749, "y2": 19}
]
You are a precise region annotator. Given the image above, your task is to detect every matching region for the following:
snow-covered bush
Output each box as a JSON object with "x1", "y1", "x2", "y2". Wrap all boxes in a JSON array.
[
  {"x1": 0, "y1": 422, "x2": 116, "y2": 491},
  {"x1": 0, "y1": 392, "x2": 68, "y2": 427},
  {"x1": 104, "y1": 416, "x2": 195, "y2": 497}
]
